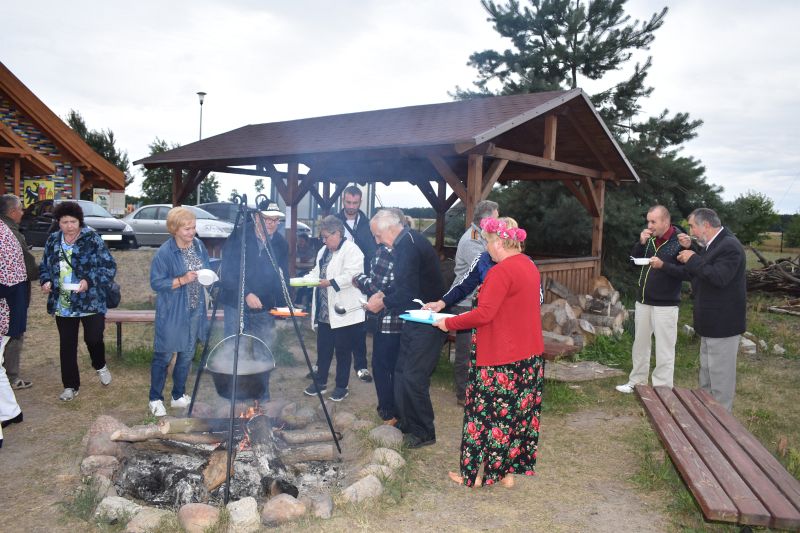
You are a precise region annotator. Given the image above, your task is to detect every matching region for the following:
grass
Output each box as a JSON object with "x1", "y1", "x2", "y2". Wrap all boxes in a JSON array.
[{"x1": 59, "y1": 477, "x2": 102, "y2": 523}]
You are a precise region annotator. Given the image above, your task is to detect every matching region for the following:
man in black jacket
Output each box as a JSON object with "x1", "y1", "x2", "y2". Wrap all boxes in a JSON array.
[
  {"x1": 616, "y1": 205, "x2": 685, "y2": 394},
  {"x1": 677, "y1": 208, "x2": 746, "y2": 412},
  {"x1": 365, "y1": 209, "x2": 446, "y2": 448},
  {"x1": 335, "y1": 186, "x2": 376, "y2": 382}
]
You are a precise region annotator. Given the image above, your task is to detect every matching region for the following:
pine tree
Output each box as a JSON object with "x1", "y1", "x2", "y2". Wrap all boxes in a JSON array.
[
  {"x1": 140, "y1": 138, "x2": 219, "y2": 204},
  {"x1": 67, "y1": 110, "x2": 133, "y2": 186}
]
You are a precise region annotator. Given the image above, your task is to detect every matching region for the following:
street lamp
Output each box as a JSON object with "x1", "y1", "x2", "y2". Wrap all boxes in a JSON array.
[{"x1": 196, "y1": 91, "x2": 206, "y2": 204}]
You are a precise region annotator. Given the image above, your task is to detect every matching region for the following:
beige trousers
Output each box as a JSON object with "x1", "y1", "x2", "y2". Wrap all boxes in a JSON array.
[{"x1": 629, "y1": 302, "x2": 678, "y2": 387}]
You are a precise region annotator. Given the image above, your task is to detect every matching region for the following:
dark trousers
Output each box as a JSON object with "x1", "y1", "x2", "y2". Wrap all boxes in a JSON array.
[
  {"x1": 315, "y1": 322, "x2": 360, "y2": 390},
  {"x1": 394, "y1": 322, "x2": 446, "y2": 440},
  {"x1": 452, "y1": 305, "x2": 472, "y2": 401},
  {"x1": 372, "y1": 330, "x2": 401, "y2": 420},
  {"x1": 351, "y1": 322, "x2": 369, "y2": 371},
  {"x1": 55, "y1": 313, "x2": 106, "y2": 390}
]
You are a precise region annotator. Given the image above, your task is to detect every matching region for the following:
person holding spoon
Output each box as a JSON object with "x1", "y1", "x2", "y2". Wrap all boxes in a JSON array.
[{"x1": 616, "y1": 205, "x2": 687, "y2": 395}]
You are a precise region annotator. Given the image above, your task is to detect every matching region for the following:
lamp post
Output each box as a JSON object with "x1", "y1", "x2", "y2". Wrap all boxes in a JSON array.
[{"x1": 196, "y1": 91, "x2": 206, "y2": 204}]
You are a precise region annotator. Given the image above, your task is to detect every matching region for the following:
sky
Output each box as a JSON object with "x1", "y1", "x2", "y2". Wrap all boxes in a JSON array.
[{"x1": 3, "y1": 1, "x2": 799, "y2": 212}]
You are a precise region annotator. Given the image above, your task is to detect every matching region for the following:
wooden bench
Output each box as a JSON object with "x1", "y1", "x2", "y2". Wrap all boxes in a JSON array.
[
  {"x1": 105, "y1": 309, "x2": 225, "y2": 358},
  {"x1": 636, "y1": 385, "x2": 800, "y2": 530}
]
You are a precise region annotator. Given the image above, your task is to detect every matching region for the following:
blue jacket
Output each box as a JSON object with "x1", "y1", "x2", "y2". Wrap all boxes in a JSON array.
[
  {"x1": 39, "y1": 227, "x2": 117, "y2": 315},
  {"x1": 150, "y1": 237, "x2": 211, "y2": 353}
]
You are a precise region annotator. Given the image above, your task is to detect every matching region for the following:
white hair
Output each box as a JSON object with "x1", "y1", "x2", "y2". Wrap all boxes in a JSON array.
[{"x1": 371, "y1": 209, "x2": 403, "y2": 231}]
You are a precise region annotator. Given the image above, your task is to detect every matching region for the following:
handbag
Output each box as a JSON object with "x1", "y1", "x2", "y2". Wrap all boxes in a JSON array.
[{"x1": 59, "y1": 244, "x2": 121, "y2": 308}]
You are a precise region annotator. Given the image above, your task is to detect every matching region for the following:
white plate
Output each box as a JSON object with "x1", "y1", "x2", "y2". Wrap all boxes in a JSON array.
[
  {"x1": 62, "y1": 283, "x2": 81, "y2": 291},
  {"x1": 196, "y1": 268, "x2": 219, "y2": 286},
  {"x1": 632, "y1": 257, "x2": 650, "y2": 266}
]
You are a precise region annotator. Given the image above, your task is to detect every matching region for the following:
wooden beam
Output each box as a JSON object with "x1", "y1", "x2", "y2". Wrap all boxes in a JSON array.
[
  {"x1": 286, "y1": 162, "x2": 299, "y2": 277},
  {"x1": 591, "y1": 179, "x2": 606, "y2": 276},
  {"x1": 481, "y1": 158, "x2": 507, "y2": 200},
  {"x1": 487, "y1": 144, "x2": 604, "y2": 179},
  {"x1": 562, "y1": 179, "x2": 591, "y2": 213},
  {"x1": 172, "y1": 168, "x2": 181, "y2": 206},
  {"x1": 563, "y1": 110, "x2": 615, "y2": 177},
  {"x1": 465, "y1": 154, "x2": 483, "y2": 229},
  {"x1": 428, "y1": 155, "x2": 467, "y2": 201},
  {"x1": 272, "y1": 174, "x2": 289, "y2": 204},
  {"x1": 580, "y1": 176, "x2": 600, "y2": 217},
  {"x1": 0, "y1": 162, "x2": 5, "y2": 194},
  {"x1": 412, "y1": 179, "x2": 443, "y2": 212},
  {"x1": 435, "y1": 180, "x2": 447, "y2": 250},
  {"x1": 543, "y1": 114, "x2": 557, "y2": 160},
  {"x1": 0, "y1": 147, "x2": 25, "y2": 155},
  {"x1": 13, "y1": 159, "x2": 21, "y2": 196},
  {"x1": 445, "y1": 192, "x2": 459, "y2": 210}
]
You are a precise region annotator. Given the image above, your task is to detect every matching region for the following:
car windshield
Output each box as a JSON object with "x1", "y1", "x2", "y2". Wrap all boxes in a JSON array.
[
  {"x1": 77, "y1": 201, "x2": 113, "y2": 218},
  {"x1": 187, "y1": 206, "x2": 219, "y2": 220}
]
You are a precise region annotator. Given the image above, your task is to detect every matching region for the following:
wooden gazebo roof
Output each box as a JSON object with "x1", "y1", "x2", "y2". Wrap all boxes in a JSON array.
[{"x1": 135, "y1": 89, "x2": 639, "y2": 275}]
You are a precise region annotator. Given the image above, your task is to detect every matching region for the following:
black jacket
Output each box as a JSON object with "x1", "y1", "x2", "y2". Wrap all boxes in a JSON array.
[
  {"x1": 383, "y1": 228, "x2": 445, "y2": 314},
  {"x1": 684, "y1": 227, "x2": 747, "y2": 338},
  {"x1": 631, "y1": 225, "x2": 686, "y2": 306},
  {"x1": 336, "y1": 209, "x2": 376, "y2": 272},
  {"x1": 219, "y1": 222, "x2": 283, "y2": 310}
]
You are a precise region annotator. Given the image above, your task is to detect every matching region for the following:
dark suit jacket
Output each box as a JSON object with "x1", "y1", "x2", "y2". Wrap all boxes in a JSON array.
[
  {"x1": 683, "y1": 227, "x2": 746, "y2": 338},
  {"x1": 382, "y1": 228, "x2": 445, "y2": 314}
]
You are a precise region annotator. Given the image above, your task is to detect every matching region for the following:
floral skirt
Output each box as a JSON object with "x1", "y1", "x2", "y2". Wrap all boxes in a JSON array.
[{"x1": 459, "y1": 331, "x2": 544, "y2": 487}]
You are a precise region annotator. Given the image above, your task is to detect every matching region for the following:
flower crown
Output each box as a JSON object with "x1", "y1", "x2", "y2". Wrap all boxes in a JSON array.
[{"x1": 480, "y1": 217, "x2": 527, "y2": 242}]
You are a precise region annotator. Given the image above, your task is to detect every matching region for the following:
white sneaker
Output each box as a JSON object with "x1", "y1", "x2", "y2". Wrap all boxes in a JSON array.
[
  {"x1": 171, "y1": 394, "x2": 191, "y2": 409},
  {"x1": 97, "y1": 366, "x2": 112, "y2": 386},
  {"x1": 149, "y1": 400, "x2": 167, "y2": 417},
  {"x1": 59, "y1": 388, "x2": 79, "y2": 401},
  {"x1": 615, "y1": 383, "x2": 635, "y2": 394}
]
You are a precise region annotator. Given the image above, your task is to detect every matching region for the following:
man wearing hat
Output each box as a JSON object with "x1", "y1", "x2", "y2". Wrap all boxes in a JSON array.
[{"x1": 260, "y1": 203, "x2": 290, "y2": 289}]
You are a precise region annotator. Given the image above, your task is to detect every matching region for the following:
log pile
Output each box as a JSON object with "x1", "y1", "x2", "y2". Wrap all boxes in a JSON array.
[
  {"x1": 747, "y1": 249, "x2": 800, "y2": 295},
  {"x1": 541, "y1": 276, "x2": 629, "y2": 348}
]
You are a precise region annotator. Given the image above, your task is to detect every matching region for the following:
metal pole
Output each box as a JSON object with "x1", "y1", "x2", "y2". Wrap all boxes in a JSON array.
[{"x1": 196, "y1": 91, "x2": 206, "y2": 205}]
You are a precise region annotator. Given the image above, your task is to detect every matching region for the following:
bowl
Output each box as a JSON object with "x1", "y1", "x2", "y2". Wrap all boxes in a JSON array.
[
  {"x1": 407, "y1": 309, "x2": 433, "y2": 320},
  {"x1": 632, "y1": 257, "x2": 650, "y2": 266},
  {"x1": 197, "y1": 268, "x2": 219, "y2": 286}
]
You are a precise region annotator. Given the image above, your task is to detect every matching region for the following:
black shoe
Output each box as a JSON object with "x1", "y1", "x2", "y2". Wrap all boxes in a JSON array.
[
  {"x1": 304, "y1": 383, "x2": 327, "y2": 396},
  {"x1": 1, "y1": 412, "x2": 23, "y2": 428},
  {"x1": 403, "y1": 433, "x2": 436, "y2": 449},
  {"x1": 329, "y1": 387, "x2": 349, "y2": 402}
]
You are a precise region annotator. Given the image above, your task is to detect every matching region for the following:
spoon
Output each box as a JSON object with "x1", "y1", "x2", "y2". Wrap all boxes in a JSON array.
[
  {"x1": 333, "y1": 299, "x2": 368, "y2": 316},
  {"x1": 412, "y1": 298, "x2": 425, "y2": 307}
]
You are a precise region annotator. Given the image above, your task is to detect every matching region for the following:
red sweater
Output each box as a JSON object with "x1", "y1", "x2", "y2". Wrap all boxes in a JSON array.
[{"x1": 444, "y1": 253, "x2": 544, "y2": 366}]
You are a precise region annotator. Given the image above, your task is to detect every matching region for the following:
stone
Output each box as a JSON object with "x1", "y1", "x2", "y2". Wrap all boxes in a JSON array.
[
  {"x1": 682, "y1": 324, "x2": 695, "y2": 337},
  {"x1": 759, "y1": 339, "x2": 768, "y2": 351},
  {"x1": 333, "y1": 411, "x2": 356, "y2": 431},
  {"x1": 773, "y1": 344, "x2": 787, "y2": 356},
  {"x1": 342, "y1": 474, "x2": 383, "y2": 503},
  {"x1": 372, "y1": 447, "x2": 405, "y2": 470},
  {"x1": 87, "y1": 415, "x2": 129, "y2": 458},
  {"x1": 81, "y1": 455, "x2": 119, "y2": 478},
  {"x1": 743, "y1": 331, "x2": 755, "y2": 340},
  {"x1": 94, "y1": 496, "x2": 142, "y2": 523},
  {"x1": 126, "y1": 506, "x2": 172, "y2": 532},
  {"x1": 739, "y1": 337, "x2": 757, "y2": 355},
  {"x1": 177, "y1": 503, "x2": 220, "y2": 533},
  {"x1": 542, "y1": 330, "x2": 575, "y2": 345},
  {"x1": 92, "y1": 473, "x2": 117, "y2": 498},
  {"x1": 368, "y1": 425, "x2": 403, "y2": 448},
  {"x1": 352, "y1": 419, "x2": 372, "y2": 430},
  {"x1": 299, "y1": 493, "x2": 334, "y2": 519},
  {"x1": 261, "y1": 493, "x2": 307, "y2": 526},
  {"x1": 226, "y1": 496, "x2": 261, "y2": 533},
  {"x1": 358, "y1": 463, "x2": 395, "y2": 480},
  {"x1": 261, "y1": 398, "x2": 291, "y2": 418}
]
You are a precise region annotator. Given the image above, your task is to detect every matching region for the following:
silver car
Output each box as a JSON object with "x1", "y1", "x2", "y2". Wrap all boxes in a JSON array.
[{"x1": 123, "y1": 204, "x2": 233, "y2": 246}]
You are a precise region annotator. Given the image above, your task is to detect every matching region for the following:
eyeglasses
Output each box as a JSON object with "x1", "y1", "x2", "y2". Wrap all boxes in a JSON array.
[
  {"x1": 264, "y1": 217, "x2": 280, "y2": 223},
  {"x1": 320, "y1": 232, "x2": 339, "y2": 241}
]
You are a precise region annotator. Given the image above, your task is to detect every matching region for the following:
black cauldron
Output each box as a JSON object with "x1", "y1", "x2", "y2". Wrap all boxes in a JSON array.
[{"x1": 206, "y1": 334, "x2": 275, "y2": 400}]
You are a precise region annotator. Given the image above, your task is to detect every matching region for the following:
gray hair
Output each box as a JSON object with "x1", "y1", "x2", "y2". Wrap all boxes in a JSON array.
[
  {"x1": 0, "y1": 194, "x2": 22, "y2": 217},
  {"x1": 473, "y1": 199, "x2": 499, "y2": 225},
  {"x1": 689, "y1": 207, "x2": 721, "y2": 228},
  {"x1": 319, "y1": 215, "x2": 345, "y2": 236},
  {"x1": 371, "y1": 209, "x2": 403, "y2": 231}
]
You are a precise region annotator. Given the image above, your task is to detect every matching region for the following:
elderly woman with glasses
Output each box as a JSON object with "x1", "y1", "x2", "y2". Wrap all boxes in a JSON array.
[
  {"x1": 434, "y1": 217, "x2": 544, "y2": 488},
  {"x1": 302, "y1": 215, "x2": 366, "y2": 402}
]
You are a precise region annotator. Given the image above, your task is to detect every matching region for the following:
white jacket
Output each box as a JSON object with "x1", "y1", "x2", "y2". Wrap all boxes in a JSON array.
[{"x1": 305, "y1": 239, "x2": 366, "y2": 329}]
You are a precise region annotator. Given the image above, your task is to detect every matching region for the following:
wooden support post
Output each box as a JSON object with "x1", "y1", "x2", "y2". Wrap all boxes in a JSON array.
[
  {"x1": 465, "y1": 154, "x2": 483, "y2": 229},
  {"x1": 287, "y1": 162, "x2": 299, "y2": 277},
  {"x1": 73, "y1": 165, "x2": 80, "y2": 198},
  {"x1": 435, "y1": 180, "x2": 446, "y2": 250},
  {"x1": 543, "y1": 114, "x2": 557, "y2": 160},
  {"x1": 172, "y1": 168, "x2": 181, "y2": 206},
  {"x1": 13, "y1": 158, "x2": 21, "y2": 196},
  {"x1": 591, "y1": 179, "x2": 606, "y2": 276},
  {"x1": 0, "y1": 162, "x2": 5, "y2": 194},
  {"x1": 321, "y1": 181, "x2": 331, "y2": 216}
]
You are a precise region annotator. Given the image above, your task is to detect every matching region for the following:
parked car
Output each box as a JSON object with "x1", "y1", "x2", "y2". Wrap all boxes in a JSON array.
[
  {"x1": 198, "y1": 201, "x2": 312, "y2": 235},
  {"x1": 20, "y1": 199, "x2": 138, "y2": 249},
  {"x1": 123, "y1": 204, "x2": 234, "y2": 247}
]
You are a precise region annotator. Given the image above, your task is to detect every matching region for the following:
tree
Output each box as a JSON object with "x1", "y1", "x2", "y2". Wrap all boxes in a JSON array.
[
  {"x1": 722, "y1": 191, "x2": 778, "y2": 246},
  {"x1": 783, "y1": 215, "x2": 800, "y2": 248},
  {"x1": 140, "y1": 138, "x2": 220, "y2": 204},
  {"x1": 67, "y1": 110, "x2": 134, "y2": 187},
  {"x1": 457, "y1": 0, "x2": 724, "y2": 291}
]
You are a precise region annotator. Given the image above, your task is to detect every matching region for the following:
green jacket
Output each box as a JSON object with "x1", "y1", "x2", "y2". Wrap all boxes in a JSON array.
[{"x1": 0, "y1": 214, "x2": 39, "y2": 281}]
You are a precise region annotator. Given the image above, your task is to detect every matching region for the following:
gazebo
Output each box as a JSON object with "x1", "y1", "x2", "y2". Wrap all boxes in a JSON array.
[{"x1": 134, "y1": 88, "x2": 638, "y2": 297}]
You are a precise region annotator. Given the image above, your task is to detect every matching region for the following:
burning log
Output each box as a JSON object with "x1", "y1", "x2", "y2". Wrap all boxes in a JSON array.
[
  {"x1": 245, "y1": 415, "x2": 290, "y2": 478},
  {"x1": 203, "y1": 450, "x2": 234, "y2": 492},
  {"x1": 111, "y1": 424, "x2": 227, "y2": 445}
]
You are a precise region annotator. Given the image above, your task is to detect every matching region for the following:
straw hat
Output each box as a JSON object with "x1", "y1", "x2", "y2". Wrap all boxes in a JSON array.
[{"x1": 261, "y1": 203, "x2": 285, "y2": 219}]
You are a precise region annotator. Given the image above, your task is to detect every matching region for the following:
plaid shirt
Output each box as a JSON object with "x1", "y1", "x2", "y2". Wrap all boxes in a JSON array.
[{"x1": 353, "y1": 244, "x2": 402, "y2": 334}]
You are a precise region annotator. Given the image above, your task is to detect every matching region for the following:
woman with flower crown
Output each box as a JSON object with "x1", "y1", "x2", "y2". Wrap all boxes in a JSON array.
[{"x1": 433, "y1": 217, "x2": 544, "y2": 488}]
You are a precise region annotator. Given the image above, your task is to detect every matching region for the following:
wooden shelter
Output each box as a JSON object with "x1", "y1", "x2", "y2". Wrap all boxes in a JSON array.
[
  {"x1": 135, "y1": 89, "x2": 639, "y2": 296},
  {"x1": 0, "y1": 61, "x2": 125, "y2": 200}
]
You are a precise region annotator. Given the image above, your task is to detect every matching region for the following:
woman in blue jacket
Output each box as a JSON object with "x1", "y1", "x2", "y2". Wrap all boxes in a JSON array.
[{"x1": 148, "y1": 207, "x2": 211, "y2": 416}]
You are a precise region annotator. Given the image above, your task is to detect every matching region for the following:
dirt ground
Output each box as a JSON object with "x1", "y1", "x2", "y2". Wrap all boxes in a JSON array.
[{"x1": 0, "y1": 248, "x2": 675, "y2": 532}]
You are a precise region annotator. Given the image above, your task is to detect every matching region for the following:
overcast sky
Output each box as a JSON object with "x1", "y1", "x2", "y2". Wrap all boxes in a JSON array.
[{"x1": 3, "y1": 1, "x2": 799, "y2": 212}]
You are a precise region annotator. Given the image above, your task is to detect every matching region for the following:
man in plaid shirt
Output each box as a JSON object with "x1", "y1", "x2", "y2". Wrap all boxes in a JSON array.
[{"x1": 353, "y1": 243, "x2": 401, "y2": 423}]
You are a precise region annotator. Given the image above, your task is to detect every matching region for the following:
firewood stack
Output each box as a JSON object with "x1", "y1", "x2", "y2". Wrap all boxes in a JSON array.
[
  {"x1": 746, "y1": 248, "x2": 800, "y2": 295},
  {"x1": 540, "y1": 276, "x2": 628, "y2": 348}
]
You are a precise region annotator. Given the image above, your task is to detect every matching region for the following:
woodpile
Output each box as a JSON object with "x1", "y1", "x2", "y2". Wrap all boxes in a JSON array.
[
  {"x1": 541, "y1": 276, "x2": 628, "y2": 348},
  {"x1": 747, "y1": 248, "x2": 800, "y2": 295}
]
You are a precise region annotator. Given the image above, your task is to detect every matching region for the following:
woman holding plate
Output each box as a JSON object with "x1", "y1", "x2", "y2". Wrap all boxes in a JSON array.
[
  {"x1": 148, "y1": 206, "x2": 211, "y2": 416},
  {"x1": 433, "y1": 217, "x2": 544, "y2": 488}
]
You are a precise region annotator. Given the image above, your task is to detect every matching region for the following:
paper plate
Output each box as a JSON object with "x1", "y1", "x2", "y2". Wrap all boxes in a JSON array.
[
  {"x1": 631, "y1": 258, "x2": 650, "y2": 266},
  {"x1": 399, "y1": 312, "x2": 454, "y2": 325},
  {"x1": 62, "y1": 283, "x2": 81, "y2": 291},
  {"x1": 197, "y1": 268, "x2": 219, "y2": 286},
  {"x1": 290, "y1": 277, "x2": 321, "y2": 287}
]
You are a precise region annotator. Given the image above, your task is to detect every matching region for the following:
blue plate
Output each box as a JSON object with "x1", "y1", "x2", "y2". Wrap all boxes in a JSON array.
[{"x1": 399, "y1": 313, "x2": 454, "y2": 325}]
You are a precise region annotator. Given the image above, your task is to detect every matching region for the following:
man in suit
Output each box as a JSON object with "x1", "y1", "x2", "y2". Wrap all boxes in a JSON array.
[{"x1": 677, "y1": 208, "x2": 746, "y2": 412}]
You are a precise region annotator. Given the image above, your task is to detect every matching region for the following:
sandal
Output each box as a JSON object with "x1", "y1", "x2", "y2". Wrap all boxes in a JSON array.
[{"x1": 11, "y1": 378, "x2": 32, "y2": 390}]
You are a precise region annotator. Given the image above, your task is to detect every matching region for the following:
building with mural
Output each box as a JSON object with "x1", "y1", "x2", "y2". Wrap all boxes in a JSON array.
[{"x1": 0, "y1": 61, "x2": 124, "y2": 202}]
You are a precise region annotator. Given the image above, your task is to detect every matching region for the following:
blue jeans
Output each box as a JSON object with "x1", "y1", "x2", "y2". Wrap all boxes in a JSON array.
[
  {"x1": 222, "y1": 304, "x2": 275, "y2": 400},
  {"x1": 149, "y1": 306, "x2": 202, "y2": 402}
]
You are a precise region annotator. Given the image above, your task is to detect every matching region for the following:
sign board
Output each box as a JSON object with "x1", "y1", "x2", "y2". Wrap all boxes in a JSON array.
[
  {"x1": 93, "y1": 188, "x2": 126, "y2": 215},
  {"x1": 22, "y1": 179, "x2": 54, "y2": 207},
  {"x1": 93, "y1": 188, "x2": 110, "y2": 208}
]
